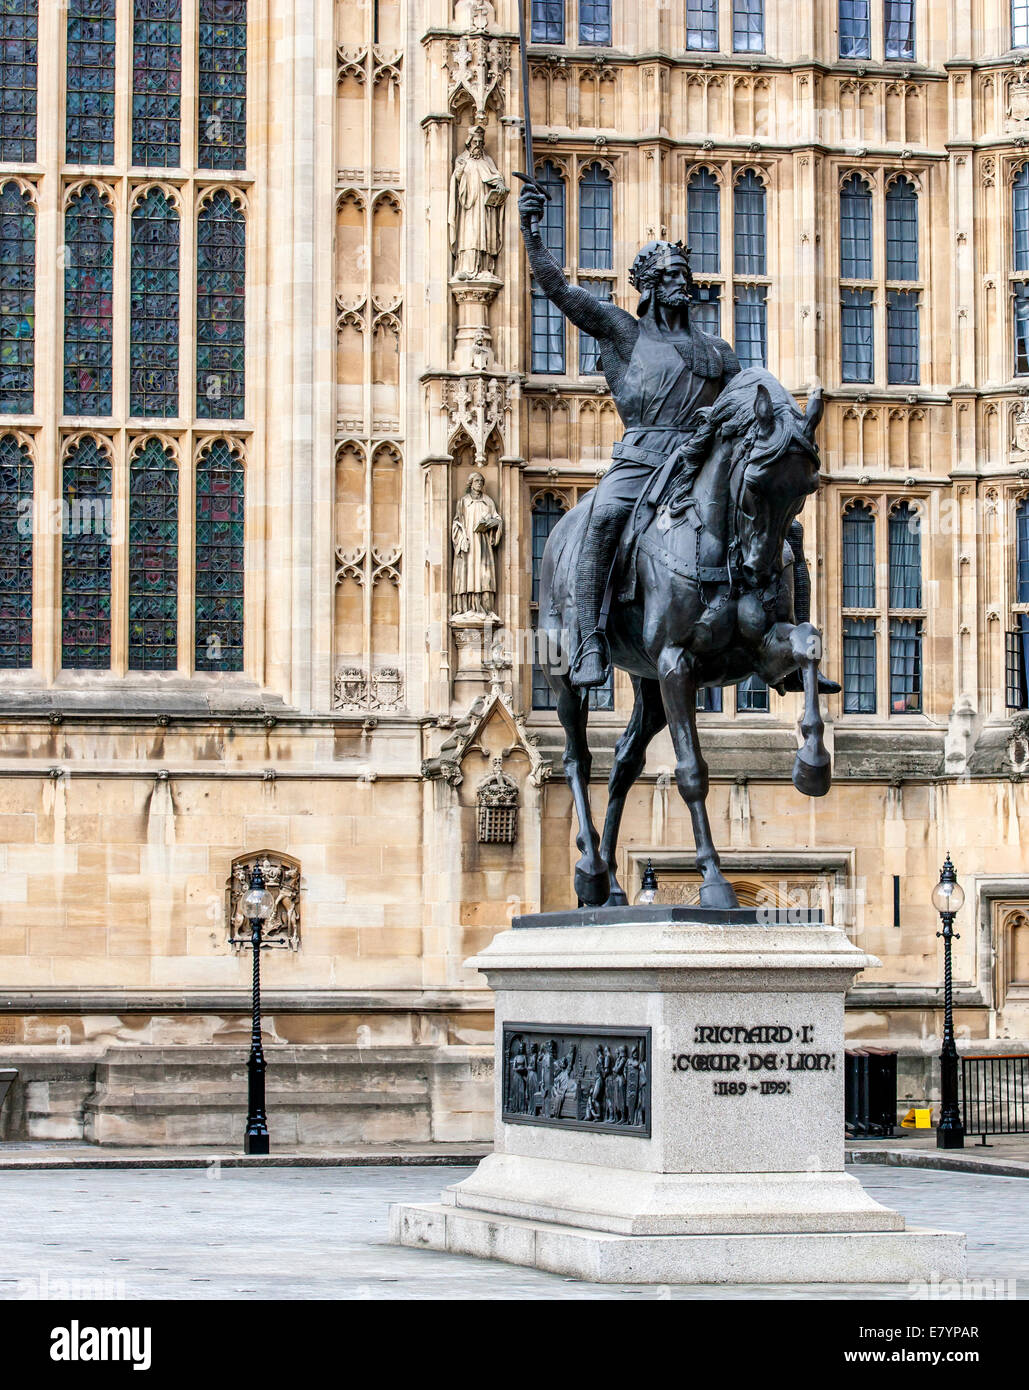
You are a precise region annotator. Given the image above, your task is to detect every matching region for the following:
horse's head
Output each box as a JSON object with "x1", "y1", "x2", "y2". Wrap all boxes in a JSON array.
[{"x1": 729, "y1": 372, "x2": 822, "y2": 591}]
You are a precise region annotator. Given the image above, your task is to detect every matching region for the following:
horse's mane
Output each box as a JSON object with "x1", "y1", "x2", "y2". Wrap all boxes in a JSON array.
[{"x1": 665, "y1": 369, "x2": 815, "y2": 517}]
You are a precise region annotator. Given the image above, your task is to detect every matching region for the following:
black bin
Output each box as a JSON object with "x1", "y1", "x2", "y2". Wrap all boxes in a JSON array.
[{"x1": 845, "y1": 1048, "x2": 897, "y2": 1138}]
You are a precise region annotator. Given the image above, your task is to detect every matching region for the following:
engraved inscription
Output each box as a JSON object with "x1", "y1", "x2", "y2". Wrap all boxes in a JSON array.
[
  {"x1": 502, "y1": 1024, "x2": 651, "y2": 1136},
  {"x1": 672, "y1": 1021, "x2": 839, "y2": 1098}
]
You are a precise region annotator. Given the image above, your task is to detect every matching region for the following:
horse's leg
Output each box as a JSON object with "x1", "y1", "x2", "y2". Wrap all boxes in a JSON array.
[
  {"x1": 789, "y1": 622, "x2": 831, "y2": 797},
  {"x1": 548, "y1": 667, "x2": 608, "y2": 907},
  {"x1": 599, "y1": 677, "x2": 667, "y2": 906},
  {"x1": 657, "y1": 648, "x2": 739, "y2": 910},
  {"x1": 754, "y1": 621, "x2": 832, "y2": 798}
]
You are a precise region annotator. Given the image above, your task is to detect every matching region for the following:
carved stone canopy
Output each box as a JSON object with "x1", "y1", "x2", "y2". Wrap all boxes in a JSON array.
[{"x1": 227, "y1": 851, "x2": 302, "y2": 951}]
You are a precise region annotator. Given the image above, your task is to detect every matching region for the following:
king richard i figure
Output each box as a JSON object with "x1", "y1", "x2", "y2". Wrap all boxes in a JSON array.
[{"x1": 518, "y1": 183, "x2": 740, "y2": 689}]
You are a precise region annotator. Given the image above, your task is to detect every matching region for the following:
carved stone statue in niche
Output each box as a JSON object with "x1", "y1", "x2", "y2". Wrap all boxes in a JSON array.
[
  {"x1": 451, "y1": 471, "x2": 503, "y2": 621},
  {"x1": 449, "y1": 125, "x2": 508, "y2": 280}
]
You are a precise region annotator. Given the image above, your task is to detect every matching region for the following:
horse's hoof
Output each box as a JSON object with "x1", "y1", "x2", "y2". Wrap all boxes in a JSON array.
[
  {"x1": 605, "y1": 888, "x2": 628, "y2": 908},
  {"x1": 575, "y1": 862, "x2": 610, "y2": 908},
  {"x1": 793, "y1": 754, "x2": 831, "y2": 798},
  {"x1": 699, "y1": 879, "x2": 740, "y2": 910}
]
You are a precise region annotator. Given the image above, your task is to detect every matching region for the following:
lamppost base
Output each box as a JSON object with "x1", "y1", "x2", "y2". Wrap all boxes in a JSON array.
[
  {"x1": 936, "y1": 1127, "x2": 965, "y2": 1150},
  {"x1": 244, "y1": 1130, "x2": 270, "y2": 1155}
]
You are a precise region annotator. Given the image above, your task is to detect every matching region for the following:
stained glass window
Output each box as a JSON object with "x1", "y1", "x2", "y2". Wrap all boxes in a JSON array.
[
  {"x1": 841, "y1": 288, "x2": 874, "y2": 383},
  {"x1": 0, "y1": 181, "x2": 34, "y2": 414},
  {"x1": 198, "y1": 0, "x2": 247, "y2": 170},
  {"x1": 64, "y1": 185, "x2": 114, "y2": 417},
  {"x1": 579, "y1": 164, "x2": 612, "y2": 271},
  {"x1": 840, "y1": 175, "x2": 872, "y2": 279},
  {"x1": 842, "y1": 503, "x2": 875, "y2": 608},
  {"x1": 1014, "y1": 165, "x2": 1029, "y2": 273},
  {"x1": 531, "y1": 0, "x2": 564, "y2": 43},
  {"x1": 579, "y1": 0, "x2": 611, "y2": 44},
  {"x1": 195, "y1": 439, "x2": 243, "y2": 671},
  {"x1": 843, "y1": 618, "x2": 876, "y2": 713},
  {"x1": 131, "y1": 189, "x2": 180, "y2": 418},
  {"x1": 888, "y1": 503, "x2": 922, "y2": 609},
  {"x1": 0, "y1": 432, "x2": 31, "y2": 667},
  {"x1": 196, "y1": 190, "x2": 245, "y2": 419},
  {"x1": 129, "y1": 439, "x2": 178, "y2": 670},
  {"x1": 133, "y1": 0, "x2": 182, "y2": 168},
  {"x1": 733, "y1": 0, "x2": 764, "y2": 53},
  {"x1": 839, "y1": 0, "x2": 871, "y2": 58},
  {"x1": 884, "y1": 0, "x2": 915, "y2": 61},
  {"x1": 66, "y1": 0, "x2": 116, "y2": 165},
  {"x1": 1016, "y1": 0, "x2": 1029, "y2": 48},
  {"x1": 889, "y1": 619, "x2": 921, "y2": 712},
  {"x1": 733, "y1": 172, "x2": 766, "y2": 275},
  {"x1": 0, "y1": 0, "x2": 37, "y2": 162},
  {"x1": 886, "y1": 178, "x2": 918, "y2": 280},
  {"x1": 691, "y1": 285, "x2": 721, "y2": 337},
  {"x1": 687, "y1": 0, "x2": 718, "y2": 51},
  {"x1": 688, "y1": 170, "x2": 720, "y2": 275},
  {"x1": 886, "y1": 290, "x2": 919, "y2": 385},
  {"x1": 61, "y1": 437, "x2": 111, "y2": 669},
  {"x1": 733, "y1": 285, "x2": 766, "y2": 368},
  {"x1": 579, "y1": 280, "x2": 611, "y2": 375}
]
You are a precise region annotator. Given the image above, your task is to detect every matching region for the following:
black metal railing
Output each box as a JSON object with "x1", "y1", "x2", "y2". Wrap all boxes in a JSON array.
[
  {"x1": 960, "y1": 1054, "x2": 1029, "y2": 1145},
  {"x1": 845, "y1": 1048, "x2": 897, "y2": 1138}
]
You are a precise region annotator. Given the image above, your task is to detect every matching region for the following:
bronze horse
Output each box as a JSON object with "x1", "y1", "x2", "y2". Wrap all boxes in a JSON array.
[{"x1": 537, "y1": 368, "x2": 833, "y2": 911}]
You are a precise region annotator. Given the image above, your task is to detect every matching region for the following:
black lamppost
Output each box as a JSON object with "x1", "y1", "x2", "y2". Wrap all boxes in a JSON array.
[
  {"x1": 931, "y1": 853, "x2": 966, "y2": 1150},
  {"x1": 243, "y1": 863, "x2": 274, "y2": 1155}
]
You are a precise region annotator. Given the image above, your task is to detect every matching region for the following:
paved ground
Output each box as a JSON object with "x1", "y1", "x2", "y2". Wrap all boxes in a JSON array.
[{"x1": 0, "y1": 1164, "x2": 1024, "y2": 1300}]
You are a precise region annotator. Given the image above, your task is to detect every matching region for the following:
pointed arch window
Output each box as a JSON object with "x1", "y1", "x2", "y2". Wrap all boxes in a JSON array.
[
  {"x1": 61, "y1": 437, "x2": 111, "y2": 669},
  {"x1": 195, "y1": 439, "x2": 244, "y2": 671},
  {"x1": 842, "y1": 502, "x2": 875, "y2": 607},
  {"x1": 0, "y1": 182, "x2": 35, "y2": 414},
  {"x1": 198, "y1": 0, "x2": 248, "y2": 170},
  {"x1": 133, "y1": 0, "x2": 182, "y2": 168},
  {"x1": 129, "y1": 439, "x2": 178, "y2": 669},
  {"x1": 64, "y1": 185, "x2": 114, "y2": 417},
  {"x1": 0, "y1": 433, "x2": 32, "y2": 667},
  {"x1": 841, "y1": 502, "x2": 877, "y2": 712},
  {"x1": 131, "y1": 189, "x2": 180, "y2": 418},
  {"x1": 1009, "y1": 499, "x2": 1029, "y2": 708},
  {"x1": 579, "y1": 164, "x2": 612, "y2": 271},
  {"x1": 1015, "y1": 165, "x2": 1029, "y2": 274},
  {"x1": 733, "y1": 172, "x2": 766, "y2": 275},
  {"x1": 734, "y1": 286, "x2": 766, "y2": 368},
  {"x1": 196, "y1": 190, "x2": 245, "y2": 419},
  {"x1": 887, "y1": 503, "x2": 922, "y2": 712},
  {"x1": 0, "y1": 0, "x2": 37, "y2": 162},
  {"x1": 530, "y1": 161, "x2": 565, "y2": 374},
  {"x1": 66, "y1": 0, "x2": 116, "y2": 165},
  {"x1": 687, "y1": 170, "x2": 720, "y2": 275},
  {"x1": 885, "y1": 177, "x2": 918, "y2": 280},
  {"x1": 840, "y1": 175, "x2": 873, "y2": 279}
]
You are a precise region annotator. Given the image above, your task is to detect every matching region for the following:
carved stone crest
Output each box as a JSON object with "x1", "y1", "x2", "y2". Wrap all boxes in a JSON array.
[
  {"x1": 333, "y1": 666, "x2": 405, "y2": 711},
  {"x1": 476, "y1": 756, "x2": 519, "y2": 843},
  {"x1": 227, "y1": 851, "x2": 301, "y2": 951}
]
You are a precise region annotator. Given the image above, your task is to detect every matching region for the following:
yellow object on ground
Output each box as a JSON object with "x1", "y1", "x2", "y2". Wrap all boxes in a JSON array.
[{"x1": 901, "y1": 1107, "x2": 932, "y2": 1129}]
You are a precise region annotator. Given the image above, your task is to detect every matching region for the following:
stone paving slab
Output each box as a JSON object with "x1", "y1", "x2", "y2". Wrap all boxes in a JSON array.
[
  {"x1": 0, "y1": 1142, "x2": 490, "y2": 1170},
  {"x1": 0, "y1": 1164, "x2": 1024, "y2": 1301}
]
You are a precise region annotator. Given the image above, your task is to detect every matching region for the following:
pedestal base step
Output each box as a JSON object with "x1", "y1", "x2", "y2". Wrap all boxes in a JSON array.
[{"x1": 389, "y1": 1202, "x2": 966, "y2": 1285}]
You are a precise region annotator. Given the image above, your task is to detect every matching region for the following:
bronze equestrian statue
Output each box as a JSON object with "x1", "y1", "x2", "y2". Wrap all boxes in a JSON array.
[{"x1": 519, "y1": 183, "x2": 837, "y2": 912}]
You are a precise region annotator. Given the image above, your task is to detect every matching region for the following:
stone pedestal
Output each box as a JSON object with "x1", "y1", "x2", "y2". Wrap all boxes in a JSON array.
[{"x1": 390, "y1": 909, "x2": 966, "y2": 1283}]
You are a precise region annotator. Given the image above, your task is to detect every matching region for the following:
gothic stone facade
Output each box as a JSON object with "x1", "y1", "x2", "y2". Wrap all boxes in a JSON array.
[{"x1": 2, "y1": 1, "x2": 1029, "y2": 1145}]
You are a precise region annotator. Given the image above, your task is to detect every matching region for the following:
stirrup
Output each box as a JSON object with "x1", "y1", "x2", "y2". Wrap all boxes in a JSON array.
[{"x1": 570, "y1": 631, "x2": 610, "y2": 689}]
